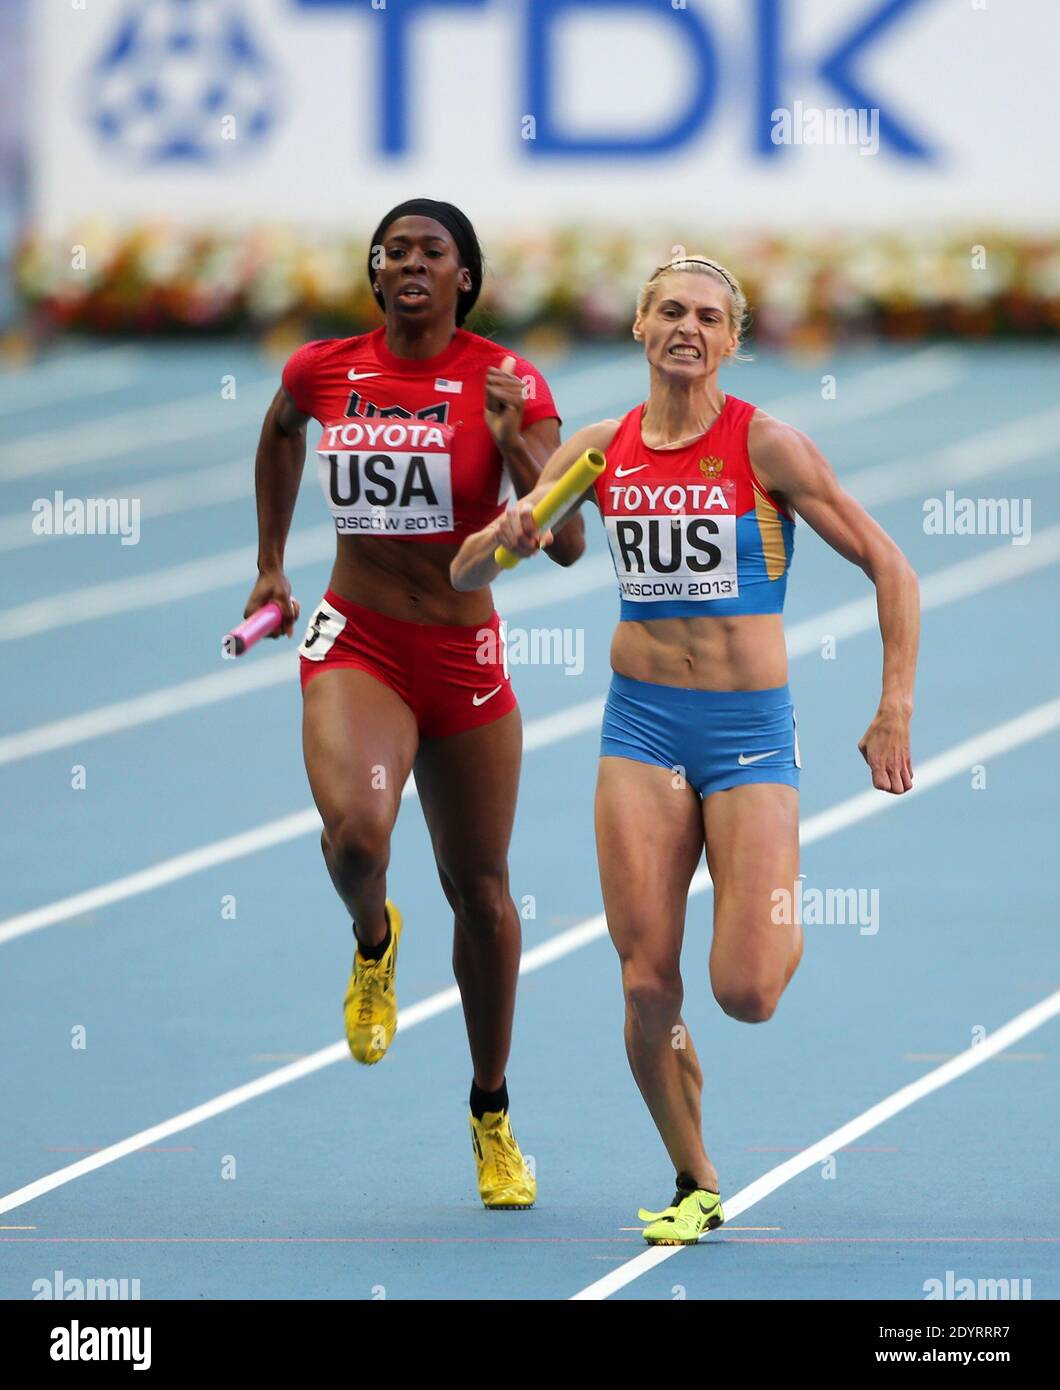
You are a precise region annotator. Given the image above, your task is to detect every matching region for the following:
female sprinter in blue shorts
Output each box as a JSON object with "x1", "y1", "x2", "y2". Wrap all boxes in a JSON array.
[
  {"x1": 451, "y1": 255, "x2": 920, "y2": 1243},
  {"x1": 242, "y1": 199, "x2": 585, "y2": 1210}
]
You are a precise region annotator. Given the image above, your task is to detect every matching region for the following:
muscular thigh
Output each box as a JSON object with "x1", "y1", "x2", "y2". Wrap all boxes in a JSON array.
[
  {"x1": 302, "y1": 668, "x2": 418, "y2": 834},
  {"x1": 595, "y1": 756, "x2": 705, "y2": 976},
  {"x1": 413, "y1": 707, "x2": 522, "y2": 885},
  {"x1": 703, "y1": 782, "x2": 800, "y2": 989}
]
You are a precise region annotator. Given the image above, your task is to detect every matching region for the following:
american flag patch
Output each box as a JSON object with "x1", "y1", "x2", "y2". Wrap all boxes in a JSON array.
[{"x1": 435, "y1": 378, "x2": 463, "y2": 393}]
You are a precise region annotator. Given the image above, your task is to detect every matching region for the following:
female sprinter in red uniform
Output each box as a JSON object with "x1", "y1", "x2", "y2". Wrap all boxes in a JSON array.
[
  {"x1": 243, "y1": 199, "x2": 584, "y2": 1209},
  {"x1": 452, "y1": 256, "x2": 919, "y2": 1242}
]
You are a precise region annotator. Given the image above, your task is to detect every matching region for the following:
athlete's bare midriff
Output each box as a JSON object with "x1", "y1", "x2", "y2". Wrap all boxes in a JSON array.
[
  {"x1": 330, "y1": 533, "x2": 495, "y2": 626},
  {"x1": 610, "y1": 612, "x2": 788, "y2": 691}
]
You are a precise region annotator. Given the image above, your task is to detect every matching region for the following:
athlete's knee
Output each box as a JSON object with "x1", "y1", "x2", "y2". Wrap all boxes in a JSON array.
[
  {"x1": 623, "y1": 965, "x2": 683, "y2": 1037},
  {"x1": 449, "y1": 871, "x2": 509, "y2": 937},
  {"x1": 321, "y1": 814, "x2": 390, "y2": 884},
  {"x1": 713, "y1": 978, "x2": 781, "y2": 1024}
]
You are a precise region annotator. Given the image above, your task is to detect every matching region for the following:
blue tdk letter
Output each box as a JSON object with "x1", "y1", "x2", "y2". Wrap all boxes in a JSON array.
[
  {"x1": 526, "y1": 0, "x2": 718, "y2": 157},
  {"x1": 298, "y1": 0, "x2": 488, "y2": 155},
  {"x1": 754, "y1": 0, "x2": 935, "y2": 159}
]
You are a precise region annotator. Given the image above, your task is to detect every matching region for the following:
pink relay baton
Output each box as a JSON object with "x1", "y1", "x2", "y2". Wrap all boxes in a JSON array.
[{"x1": 222, "y1": 601, "x2": 284, "y2": 657}]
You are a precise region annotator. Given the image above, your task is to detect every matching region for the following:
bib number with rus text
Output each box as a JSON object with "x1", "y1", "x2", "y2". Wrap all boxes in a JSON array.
[{"x1": 603, "y1": 474, "x2": 739, "y2": 602}]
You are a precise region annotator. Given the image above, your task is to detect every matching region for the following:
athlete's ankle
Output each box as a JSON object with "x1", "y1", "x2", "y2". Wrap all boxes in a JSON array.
[
  {"x1": 677, "y1": 1167, "x2": 720, "y2": 1195},
  {"x1": 354, "y1": 904, "x2": 391, "y2": 958},
  {"x1": 470, "y1": 1076, "x2": 509, "y2": 1119}
]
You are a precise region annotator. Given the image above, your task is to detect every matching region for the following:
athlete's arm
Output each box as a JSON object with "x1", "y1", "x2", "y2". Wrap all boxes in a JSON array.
[
  {"x1": 484, "y1": 356, "x2": 585, "y2": 567},
  {"x1": 450, "y1": 419, "x2": 618, "y2": 593},
  {"x1": 749, "y1": 412, "x2": 919, "y2": 795},
  {"x1": 243, "y1": 387, "x2": 308, "y2": 637}
]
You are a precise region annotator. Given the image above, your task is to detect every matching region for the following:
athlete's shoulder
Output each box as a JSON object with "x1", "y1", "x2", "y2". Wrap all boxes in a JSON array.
[
  {"x1": 581, "y1": 417, "x2": 623, "y2": 450},
  {"x1": 281, "y1": 339, "x2": 327, "y2": 414},
  {"x1": 460, "y1": 331, "x2": 551, "y2": 379},
  {"x1": 459, "y1": 330, "x2": 522, "y2": 362},
  {"x1": 746, "y1": 408, "x2": 830, "y2": 507},
  {"x1": 282, "y1": 337, "x2": 329, "y2": 370},
  {"x1": 596, "y1": 401, "x2": 644, "y2": 444},
  {"x1": 282, "y1": 335, "x2": 375, "y2": 414},
  {"x1": 317, "y1": 330, "x2": 382, "y2": 361},
  {"x1": 719, "y1": 392, "x2": 758, "y2": 425},
  {"x1": 747, "y1": 407, "x2": 815, "y2": 458},
  {"x1": 283, "y1": 333, "x2": 376, "y2": 372},
  {"x1": 461, "y1": 332, "x2": 563, "y2": 423}
]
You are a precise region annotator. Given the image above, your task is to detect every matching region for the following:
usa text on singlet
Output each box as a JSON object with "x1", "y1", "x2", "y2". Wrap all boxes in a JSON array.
[{"x1": 318, "y1": 418, "x2": 456, "y2": 536}]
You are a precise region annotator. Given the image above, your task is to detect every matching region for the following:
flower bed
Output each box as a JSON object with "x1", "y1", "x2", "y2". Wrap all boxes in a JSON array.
[{"x1": 14, "y1": 223, "x2": 1060, "y2": 344}]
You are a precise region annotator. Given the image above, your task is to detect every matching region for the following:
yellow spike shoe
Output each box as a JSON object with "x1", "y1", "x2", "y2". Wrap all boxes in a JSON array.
[
  {"x1": 638, "y1": 1175, "x2": 724, "y2": 1245},
  {"x1": 343, "y1": 900, "x2": 402, "y2": 1065},
  {"x1": 469, "y1": 1110, "x2": 536, "y2": 1210}
]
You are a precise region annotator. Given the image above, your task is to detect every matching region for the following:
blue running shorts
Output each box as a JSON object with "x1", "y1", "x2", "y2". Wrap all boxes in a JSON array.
[{"x1": 600, "y1": 672, "x2": 800, "y2": 798}]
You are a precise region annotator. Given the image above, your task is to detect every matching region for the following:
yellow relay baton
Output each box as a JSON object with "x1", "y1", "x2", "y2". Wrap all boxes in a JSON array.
[{"x1": 493, "y1": 448, "x2": 606, "y2": 570}]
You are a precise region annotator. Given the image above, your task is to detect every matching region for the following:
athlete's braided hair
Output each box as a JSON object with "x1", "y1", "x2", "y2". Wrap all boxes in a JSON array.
[{"x1": 636, "y1": 254, "x2": 750, "y2": 359}]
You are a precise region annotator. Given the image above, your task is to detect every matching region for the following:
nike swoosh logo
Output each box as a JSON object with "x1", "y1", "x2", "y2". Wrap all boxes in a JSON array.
[
  {"x1": 738, "y1": 750, "x2": 780, "y2": 765},
  {"x1": 613, "y1": 464, "x2": 649, "y2": 477},
  {"x1": 347, "y1": 370, "x2": 381, "y2": 381},
  {"x1": 472, "y1": 685, "x2": 503, "y2": 706}
]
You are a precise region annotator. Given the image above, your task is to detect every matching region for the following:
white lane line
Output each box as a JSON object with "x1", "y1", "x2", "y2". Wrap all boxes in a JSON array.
[
  {"x1": 1, "y1": 344, "x2": 135, "y2": 369},
  {"x1": 0, "y1": 384, "x2": 273, "y2": 481},
  {"x1": 0, "y1": 346, "x2": 640, "y2": 481},
  {"x1": 568, "y1": 695, "x2": 1060, "y2": 1299},
  {"x1": 572, "y1": 983, "x2": 1060, "y2": 1300},
  {"x1": 0, "y1": 553, "x2": 614, "y2": 763},
  {"x1": 565, "y1": 347, "x2": 962, "y2": 435},
  {"x1": 7, "y1": 398, "x2": 1053, "y2": 644},
  {"x1": 0, "y1": 807, "x2": 323, "y2": 948},
  {"x1": 0, "y1": 698, "x2": 1056, "y2": 1216},
  {"x1": 0, "y1": 348, "x2": 958, "y2": 539},
  {"x1": 0, "y1": 347, "x2": 939, "y2": 553},
  {"x1": 784, "y1": 520, "x2": 1060, "y2": 653},
  {"x1": 516, "y1": 346, "x2": 645, "y2": 404},
  {"x1": 0, "y1": 526, "x2": 334, "y2": 642},
  {"x1": 0, "y1": 353, "x2": 141, "y2": 417},
  {"x1": 0, "y1": 358, "x2": 637, "y2": 551},
  {"x1": 0, "y1": 696, "x2": 607, "y2": 945},
  {"x1": 785, "y1": 521, "x2": 1060, "y2": 652},
  {"x1": 0, "y1": 340, "x2": 637, "y2": 473},
  {"x1": 850, "y1": 405, "x2": 1060, "y2": 508},
  {"x1": 0, "y1": 658, "x2": 302, "y2": 766},
  {"x1": 0, "y1": 344, "x2": 135, "y2": 383},
  {"x1": 3, "y1": 526, "x2": 1058, "y2": 768},
  {"x1": 0, "y1": 343, "x2": 956, "y2": 473},
  {"x1": 764, "y1": 347, "x2": 961, "y2": 431},
  {"x1": 0, "y1": 457, "x2": 253, "y2": 554}
]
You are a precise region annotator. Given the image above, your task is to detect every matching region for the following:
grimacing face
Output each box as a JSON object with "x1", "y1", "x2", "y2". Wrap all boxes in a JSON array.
[
  {"x1": 633, "y1": 272, "x2": 739, "y2": 379},
  {"x1": 374, "y1": 215, "x2": 471, "y2": 321}
]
